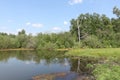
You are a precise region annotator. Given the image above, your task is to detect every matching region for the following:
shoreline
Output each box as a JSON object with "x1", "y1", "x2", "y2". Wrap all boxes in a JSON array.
[{"x1": 0, "y1": 48, "x2": 35, "y2": 51}]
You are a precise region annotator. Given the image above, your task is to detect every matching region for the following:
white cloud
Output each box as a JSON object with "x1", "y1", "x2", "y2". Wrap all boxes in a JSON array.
[
  {"x1": 26, "y1": 22, "x2": 31, "y2": 26},
  {"x1": 26, "y1": 22, "x2": 43, "y2": 28},
  {"x1": 32, "y1": 23, "x2": 43, "y2": 28},
  {"x1": 53, "y1": 27, "x2": 61, "y2": 31},
  {"x1": 64, "y1": 21, "x2": 68, "y2": 25},
  {"x1": 69, "y1": 0, "x2": 83, "y2": 5}
]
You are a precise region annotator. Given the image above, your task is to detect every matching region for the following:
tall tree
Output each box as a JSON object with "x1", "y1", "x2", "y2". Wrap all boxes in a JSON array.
[
  {"x1": 113, "y1": 6, "x2": 120, "y2": 18},
  {"x1": 17, "y1": 29, "x2": 27, "y2": 48}
]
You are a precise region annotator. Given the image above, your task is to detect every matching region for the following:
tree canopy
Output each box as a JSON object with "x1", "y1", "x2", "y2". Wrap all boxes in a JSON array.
[{"x1": 0, "y1": 7, "x2": 120, "y2": 49}]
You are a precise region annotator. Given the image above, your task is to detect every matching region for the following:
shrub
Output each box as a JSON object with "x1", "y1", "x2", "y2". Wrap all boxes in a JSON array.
[
  {"x1": 82, "y1": 35, "x2": 103, "y2": 48},
  {"x1": 93, "y1": 64, "x2": 120, "y2": 80}
]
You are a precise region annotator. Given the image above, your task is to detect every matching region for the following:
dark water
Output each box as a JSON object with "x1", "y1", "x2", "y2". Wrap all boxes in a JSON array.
[{"x1": 0, "y1": 50, "x2": 95, "y2": 80}]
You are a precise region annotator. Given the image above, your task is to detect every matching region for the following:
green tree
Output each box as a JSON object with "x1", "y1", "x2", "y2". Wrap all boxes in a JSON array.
[
  {"x1": 17, "y1": 29, "x2": 27, "y2": 48},
  {"x1": 113, "y1": 6, "x2": 120, "y2": 18}
]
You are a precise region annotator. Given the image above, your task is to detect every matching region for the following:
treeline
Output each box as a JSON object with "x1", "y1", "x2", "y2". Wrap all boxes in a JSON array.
[
  {"x1": 0, "y1": 30, "x2": 74, "y2": 49},
  {"x1": 70, "y1": 6, "x2": 120, "y2": 48},
  {"x1": 0, "y1": 6, "x2": 120, "y2": 49}
]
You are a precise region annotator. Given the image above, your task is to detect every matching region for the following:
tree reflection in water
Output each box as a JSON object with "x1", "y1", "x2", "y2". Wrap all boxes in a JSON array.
[
  {"x1": 69, "y1": 56, "x2": 98, "y2": 80},
  {"x1": 0, "y1": 51, "x2": 97, "y2": 80},
  {"x1": 32, "y1": 56, "x2": 98, "y2": 80},
  {"x1": 70, "y1": 56, "x2": 98, "y2": 74},
  {"x1": 0, "y1": 50, "x2": 66, "y2": 64}
]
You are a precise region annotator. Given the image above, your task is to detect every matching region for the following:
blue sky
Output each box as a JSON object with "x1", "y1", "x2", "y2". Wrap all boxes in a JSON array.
[{"x1": 0, "y1": 0, "x2": 120, "y2": 35}]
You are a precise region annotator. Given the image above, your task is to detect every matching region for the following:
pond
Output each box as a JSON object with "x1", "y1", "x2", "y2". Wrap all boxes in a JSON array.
[{"x1": 0, "y1": 50, "x2": 96, "y2": 80}]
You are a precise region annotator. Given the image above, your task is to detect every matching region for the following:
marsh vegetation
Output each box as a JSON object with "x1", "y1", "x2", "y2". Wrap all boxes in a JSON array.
[{"x1": 67, "y1": 48, "x2": 120, "y2": 80}]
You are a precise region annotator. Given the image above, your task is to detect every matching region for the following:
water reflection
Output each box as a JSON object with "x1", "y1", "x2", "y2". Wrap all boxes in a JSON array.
[
  {"x1": 0, "y1": 50, "x2": 70, "y2": 80},
  {"x1": 0, "y1": 50, "x2": 66, "y2": 64},
  {"x1": 0, "y1": 51, "x2": 96, "y2": 80},
  {"x1": 70, "y1": 56, "x2": 98, "y2": 74}
]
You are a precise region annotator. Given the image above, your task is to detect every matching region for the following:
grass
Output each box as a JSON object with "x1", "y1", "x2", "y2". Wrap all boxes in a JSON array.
[
  {"x1": 66, "y1": 48, "x2": 120, "y2": 59},
  {"x1": 93, "y1": 64, "x2": 120, "y2": 80},
  {"x1": 66, "y1": 48, "x2": 120, "y2": 80}
]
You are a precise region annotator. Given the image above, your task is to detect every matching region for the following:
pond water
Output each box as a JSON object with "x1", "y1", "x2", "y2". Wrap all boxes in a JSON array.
[{"x1": 0, "y1": 50, "x2": 95, "y2": 80}]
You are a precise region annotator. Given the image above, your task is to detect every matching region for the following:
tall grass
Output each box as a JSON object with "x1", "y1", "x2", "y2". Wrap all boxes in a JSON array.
[
  {"x1": 66, "y1": 48, "x2": 120, "y2": 80},
  {"x1": 66, "y1": 48, "x2": 120, "y2": 59}
]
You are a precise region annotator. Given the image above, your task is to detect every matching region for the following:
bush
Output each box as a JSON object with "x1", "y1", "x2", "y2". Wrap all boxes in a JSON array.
[
  {"x1": 72, "y1": 42, "x2": 83, "y2": 48},
  {"x1": 82, "y1": 35, "x2": 103, "y2": 48},
  {"x1": 93, "y1": 64, "x2": 120, "y2": 80}
]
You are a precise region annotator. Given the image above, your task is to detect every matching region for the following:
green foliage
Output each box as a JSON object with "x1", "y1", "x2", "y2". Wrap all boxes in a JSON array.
[
  {"x1": 70, "y1": 8, "x2": 120, "y2": 48},
  {"x1": 36, "y1": 32, "x2": 75, "y2": 49},
  {"x1": 26, "y1": 34, "x2": 37, "y2": 49},
  {"x1": 72, "y1": 42, "x2": 83, "y2": 48},
  {"x1": 17, "y1": 29, "x2": 27, "y2": 48},
  {"x1": 43, "y1": 42, "x2": 58, "y2": 50},
  {"x1": 66, "y1": 48, "x2": 120, "y2": 80},
  {"x1": 114, "y1": 33, "x2": 120, "y2": 47},
  {"x1": 112, "y1": 18, "x2": 120, "y2": 33},
  {"x1": 66, "y1": 48, "x2": 120, "y2": 59},
  {"x1": 113, "y1": 6, "x2": 120, "y2": 18},
  {"x1": 0, "y1": 34, "x2": 16, "y2": 49},
  {"x1": 82, "y1": 35, "x2": 103, "y2": 48},
  {"x1": 93, "y1": 64, "x2": 120, "y2": 80},
  {"x1": 0, "y1": 7, "x2": 120, "y2": 49}
]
